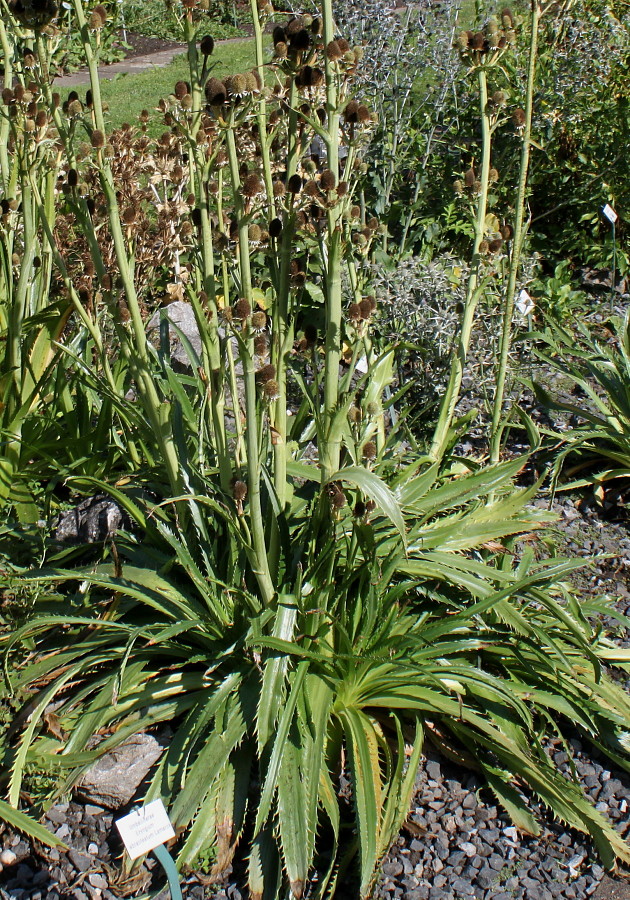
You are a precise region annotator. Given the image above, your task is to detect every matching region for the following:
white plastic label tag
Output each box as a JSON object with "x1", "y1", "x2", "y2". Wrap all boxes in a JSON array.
[
  {"x1": 115, "y1": 800, "x2": 175, "y2": 859},
  {"x1": 355, "y1": 355, "x2": 369, "y2": 374},
  {"x1": 516, "y1": 289, "x2": 534, "y2": 316},
  {"x1": 602, "y1": 203, "x2": 618, "y2": 224}
]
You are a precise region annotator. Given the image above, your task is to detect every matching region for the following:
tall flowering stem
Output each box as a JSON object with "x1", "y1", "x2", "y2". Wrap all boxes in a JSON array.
[
  {"x1": 321, "y1": 0, "x2": 344, "y2": 482},
  {"x1": 226, "y1": 122, "x2": 275, "y2": 606},
  {"x1": 429, "y1": 15, "x2": 516, "y2": 463},
  {"x1": 0, "y1": 19, "x2": 13, "y2": 189},
  {"x1": 68, "y1": 0, "x2": 185, "y2": 499},
  {"x1": 489, "y1": 0, "x2": 541, "y2": 464},
  {"x1": 430, "y1": 65, "x2": 492, "y2": 462}
]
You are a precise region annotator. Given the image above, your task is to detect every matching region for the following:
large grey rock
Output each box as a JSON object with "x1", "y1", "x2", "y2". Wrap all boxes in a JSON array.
[
  {"x1": 146, "y1": 301, "x2": 244, "y2": 418},
  {"x1": 147, "y1": 300, "x2": 202, "y2": 369},
  {"x1": 54, "y1": 495, "x2": 128, "y2": 544},
  {"x1": 76, "y1": 734, "x2": 164, "y2": 809}
]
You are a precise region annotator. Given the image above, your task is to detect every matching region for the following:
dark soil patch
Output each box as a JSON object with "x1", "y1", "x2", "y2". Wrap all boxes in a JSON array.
[{"x1": 120, "y1": 31, "x2": 185, "y2": 60}]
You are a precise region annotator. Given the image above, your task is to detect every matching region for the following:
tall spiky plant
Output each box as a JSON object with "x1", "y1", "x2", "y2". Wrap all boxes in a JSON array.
[{"x1": 1, "y1": 3, "x2": 630, "y2": 899}]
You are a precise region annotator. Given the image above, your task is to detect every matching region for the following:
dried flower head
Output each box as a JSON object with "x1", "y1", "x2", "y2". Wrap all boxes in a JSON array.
[
  {"x1": 303, "y1": 180, "x2": 320, "y2": 198},
  {"x1": 89, "y1": 5, "x2": 107, "y2": 28},
  {"x1": 326, "y1": 40, "x2": 343, "y2": 61},
  {"x1": 500, "y1": 223, "x2": 513, "y2": 241},
  {"x1": 488, "y1": 237, "x2": 503, "y2": 253},
  {"x1": 347, "y1": 303, "x2": 362, "y2": 322},
  {"x1": 254, "y1": 334, "x2": 268, "y2": 356},
  {"x1": 456, "y1": 31, "x2": 469, "y2": 50},
  {"x1": 242, "y1": 173, "x2": 264, "y2": 198},
  {"x1": 290, "y1": 29, "x2": 311, "y2": 51},
  {"x1": 256, "y1": 363, "x2": 276, "y2": 384},
  {"x1": 359, "y1": 298, "x2": 373, "y2": 319},
  {"x1": 251, "y1": 310, "x2": 267, "y2": 332},
  {"x1": 320, "y1": 169, "x2": 336, "y2": 191},
  {"x1": 287, "y1": 174, "x2": 302, "y2": 194},
  {"x1": 512, "y1": 108, "x2": 526, "y2": 128},
  {"x1": 234, "y1": 298, "x2": 252, "y2": 319},
  {"x1": 200, "y1": 35, "x2": 214, "y2": 56},
  {"x1": 233, "y1": 480, "x2": 248, "y2": 501},
  {"x1": 285, "y1": 15, "x2": 304, "y2": 35},
  {"x1": 248, "y1": 224, "x2": 262, "y2": 244},
  {"x1": 263, "y1": 380, "x2": 280, "y2": 401},
  {"x1": 269, "y1": 218, "x2": 283, "y2": 238},
  {"x1": 205, "y1": 78, "x2": 227, "y2": 106},
  {"x1": 330, "y1": 488, "x2": 346, "y2": 510},
  {"x1": 10, "y1": 0, "x2": 58, "y2": 29},
  {"x1": 362, "y1": 441, "x2": 377, "y2": 461}
]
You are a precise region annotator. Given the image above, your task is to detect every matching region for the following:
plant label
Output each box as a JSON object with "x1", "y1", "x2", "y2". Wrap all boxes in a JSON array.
[
  {"x1": 356, "y1": 355, "x2": 369, "y2": 374},
  {"x1": 115, "y1": 800, "x2": 175, "y2": 859},
  {"x1": 516, "y1": 289, "x2": 534, "y2": 316},
  {"x1": 602, "y1": 203, "x2": 618, "y2": 224}
]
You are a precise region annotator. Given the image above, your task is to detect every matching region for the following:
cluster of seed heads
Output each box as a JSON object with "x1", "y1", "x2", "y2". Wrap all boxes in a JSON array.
[
  {"x1": 8, "y1": 0, "x2": 58, "y2": 29},
  {"x1": 1, "y1": 82, "x2": 53, "y2": 144},
  {"x1": 456, "y1": 9, "x2": 516, "y2": 67}
]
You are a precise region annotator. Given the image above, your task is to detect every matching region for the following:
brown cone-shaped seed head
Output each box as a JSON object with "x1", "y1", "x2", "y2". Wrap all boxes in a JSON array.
[
  {"x1": 234, "y1": 298, "x2": 252, "y2": 319},
  {"x1": 320, "y1": 169, "x2": 336, "y2": 191}
]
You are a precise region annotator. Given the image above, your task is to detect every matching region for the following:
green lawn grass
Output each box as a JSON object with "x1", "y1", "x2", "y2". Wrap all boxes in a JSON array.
[{"x1": 57, "y1": 39, "x2": 257, "y2": 134}]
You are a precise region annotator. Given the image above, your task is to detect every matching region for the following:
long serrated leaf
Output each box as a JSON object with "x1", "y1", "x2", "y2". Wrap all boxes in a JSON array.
[
  {"x1": 277, "y1": 721, "x2": 309, "y2": 898},
  {"x1": 255, "y1": 662, "x2": 308, "y2": 835},
  {"x1": 0, "y1": 799, "x2": 67, "y2": 849},
  {"x1": 340, "y1": 709, "x2": 381, "y2": 898},
  {"x1": 257, "y1": 595, "x2": 297, "y2": 753}
]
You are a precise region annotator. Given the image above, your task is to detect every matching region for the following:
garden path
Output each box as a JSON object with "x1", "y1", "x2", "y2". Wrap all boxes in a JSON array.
[{"x1": 51, "y1": 34, "x2": 249, "y2": 87}]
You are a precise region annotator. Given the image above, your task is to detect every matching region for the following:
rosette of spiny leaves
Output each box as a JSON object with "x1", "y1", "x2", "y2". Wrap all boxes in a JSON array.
[{"x1": 4, "y1": 458, "x2": 630, "y2": 900}]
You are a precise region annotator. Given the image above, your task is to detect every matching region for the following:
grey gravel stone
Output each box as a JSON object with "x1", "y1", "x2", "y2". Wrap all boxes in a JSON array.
[{"x1": 68, "y1": 849, "x2": 93, "y2": 873}]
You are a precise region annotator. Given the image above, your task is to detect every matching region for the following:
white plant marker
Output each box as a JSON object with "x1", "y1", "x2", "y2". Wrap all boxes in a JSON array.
[
  {"x1": 115, "y1": 799, "x2": 175, "y2": 860},
  {"x1": 602, "y1": 203, "x2": 618, "y2": 224},
  {"x1": 516, "y1": 289, "x2": 534, "y2": 317}
]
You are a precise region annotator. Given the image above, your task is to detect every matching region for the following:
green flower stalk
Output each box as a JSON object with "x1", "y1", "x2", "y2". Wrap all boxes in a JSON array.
[
  {"x1": 489, "y1": 0, "x2": 541, "y2": 464},
  {"x1": 66, "y1": 0, "x2": 185, "y2": 500},
  {"x1": 430, "y1": 19, "x2": 516, "y2": 463},
  {"x1": 430, "y1": 65, "x2": 493, "y2": 463},
  {"x1": 320, "y1": 0, "x2": 345, "y2": 482}
]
